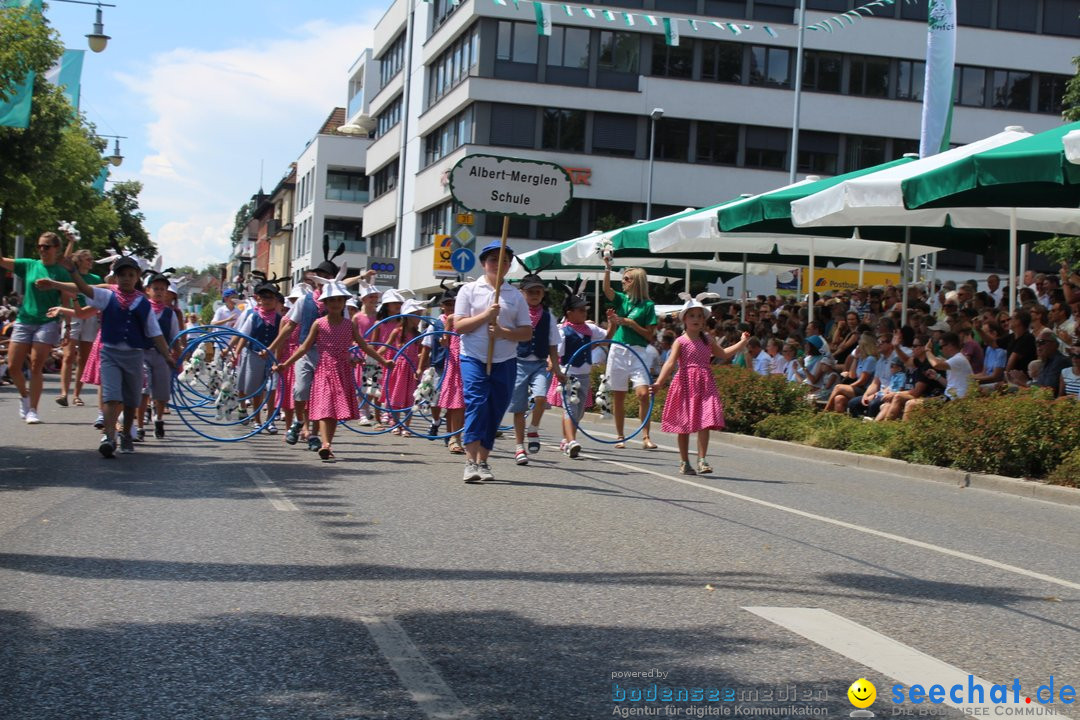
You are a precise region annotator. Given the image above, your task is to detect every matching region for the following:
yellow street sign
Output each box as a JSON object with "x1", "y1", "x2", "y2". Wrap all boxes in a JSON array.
[{"x1": 433, "y1": 234, "x2": 455, "y2": 277}]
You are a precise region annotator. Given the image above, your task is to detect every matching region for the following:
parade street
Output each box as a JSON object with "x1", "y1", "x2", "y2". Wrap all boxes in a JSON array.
[{"x1": 1, "y1": 382, "x2": 1079, "y2": 720}]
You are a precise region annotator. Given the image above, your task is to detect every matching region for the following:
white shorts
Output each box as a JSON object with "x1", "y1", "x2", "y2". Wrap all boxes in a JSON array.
[{"x1": 606, "y1": 343, "x2": 651, "y2": 390}]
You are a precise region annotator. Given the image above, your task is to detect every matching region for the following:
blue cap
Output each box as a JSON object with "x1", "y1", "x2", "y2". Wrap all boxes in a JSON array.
[
  {"x1": 478, "y1": 240, "x2": 514, "y2": 262},
  {"x1": 806, "y1": 335, "x2": 824, "y2": 350},
  {"x1": 223, "y1": 288, "x2": 238, "y2": 298}
]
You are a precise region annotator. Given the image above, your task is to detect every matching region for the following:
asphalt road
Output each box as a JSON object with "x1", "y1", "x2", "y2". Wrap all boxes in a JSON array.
[{"x1": 2, "y1": 379, "x2": 1078, "y2": 720}]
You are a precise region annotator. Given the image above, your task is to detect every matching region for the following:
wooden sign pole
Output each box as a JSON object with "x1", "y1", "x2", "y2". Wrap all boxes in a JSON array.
[{"x1": 486, "y1": 215, "x2": 510, "y2": 373}]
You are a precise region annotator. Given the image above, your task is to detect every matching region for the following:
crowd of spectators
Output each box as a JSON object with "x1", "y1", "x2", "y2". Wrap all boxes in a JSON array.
[{"x1": 646, "y1": 266, "x2": 1080, "y2": 420}]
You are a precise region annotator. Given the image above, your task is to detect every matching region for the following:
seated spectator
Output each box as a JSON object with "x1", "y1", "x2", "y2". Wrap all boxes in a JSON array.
[
  {"x1": 765, "y1": 338, "x2": 786, "y2": 375},
  {"x1": 826, "y1": 333, "x2": 878, "y2": 412},
  {"x1": 1009, "y1": 330, "x2": 1070, "y2": 397},
  {"x1": 802, "y1": 335, "x2": 837, "y2": 401},
  {"x1": 972, "y1": 321, "x2": 1008, "y2": 389},
  {"x1": 877, "y1": 337, "x2": 941, "y2": 421},
  {"x1": 781, "y1": 341, "x2": 802, "y2": 382},
  {"x1": 928, "y1": 331, "x2": 973, "y2": 400},
  {"x1": 846, "y1": 334, "x2": 896, "y2": 418},
  {"x1": 1059, "y1": 347, "x2": 1080, "y2": 399},
  {"x1": 857, "y1": 355, "x2": 909, "y2": 419},
  {"x1": 746, "y1": 337, "x2": 770, "y2": 376},
  {"x1": 957, "y1": 325, "x2": 984, "y2": 374},
  {"x1": 1005, "y1": 309, "x2": 1037, "y2": 380}
]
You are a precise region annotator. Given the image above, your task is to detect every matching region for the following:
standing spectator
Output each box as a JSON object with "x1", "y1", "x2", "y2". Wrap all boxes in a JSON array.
[
  {"x1": 1059, "y1": 347, "x2": 1080, "y2": 399},
  {"x1": 0, "y1": 231, "x2": 71, "y2": 424},
  {"x1": 1050, "y1": 300, "x2": 1075, "y2": 349},
  {"x1": 211, "y1": 289, "x2": 242, "y2": 327},
  {"x1": 1005, "y1": 309, "x2": 1037, "y2": 380}
]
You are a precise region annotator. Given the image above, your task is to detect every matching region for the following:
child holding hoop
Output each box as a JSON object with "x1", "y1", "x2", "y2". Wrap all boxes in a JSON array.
[{"x1": 545, "y1": 291, "x2": 602, "y2": 459}]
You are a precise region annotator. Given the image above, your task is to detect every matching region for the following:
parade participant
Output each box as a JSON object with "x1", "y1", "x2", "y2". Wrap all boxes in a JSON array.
[
  {"x1": 372, "y1": 288, "x2": 406, "y2": 425},
  {"x1": 234, "y1": 279, "x2": 283, "y2": 434},
  {"x1": 138, "y1": 270, "x2": 181, "y2": 440},
  {"x1": 438, "y1": 311, "x2": 465, "y2": 454},
  {"x1": 274, "y1": 266, "x2": 390, "y2": 460},
  {"x1": 418, "y1": 288, "x2": 455, "y2": 438},
  {"x1": 37, "y1": 255, "x2": 175, "y2": 457},
  {"x1": 211, "y1": 288, "x2": 242, "y2": 327},
  {"x1": 57, "y1": 249, "x2": 102, "y2": 408},
  {"x1": 652, "y1": 294, "x2": 751, "y2": 475},
  {"x1": 267, "y1": 239, "x2": 344, "y2": 450},
  {"x1": 545, "y1": 290, "x2": 601, "y2": 459},
  {"x1": 508, "y1": 273, "x2": 560, "y2": 465},
  {"x1": 602, "y1": 257, "x2": 658, "y2": 450},
  {"x1": 453, "y1": 240, "x2": 532, "y2": 483},
  {"x1": 275, "y1": 283, "x2": 309, "y2": 439},
  {"x1": 0, "y1": 231, "x2": 72, "y2": 424},
  {"x1": 348, "y1": 272, "x2": 380, "y2": 426},
  {"x1": 46, "y1": 302, "x2": 102, "y2": 426},
  {"x1": 384, "y1": 298, "x2": 428, "y2": 436}
]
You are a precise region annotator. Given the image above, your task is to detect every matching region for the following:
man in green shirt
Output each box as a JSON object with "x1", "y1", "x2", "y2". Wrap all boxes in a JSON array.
[{"x1": 0, "y1": 231, "x2": 72, "y2": 424}]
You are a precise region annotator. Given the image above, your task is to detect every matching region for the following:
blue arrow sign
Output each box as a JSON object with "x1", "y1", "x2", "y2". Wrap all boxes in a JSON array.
[{"x1": 450, "y1": 247, "x2": 475, "y2": 274}]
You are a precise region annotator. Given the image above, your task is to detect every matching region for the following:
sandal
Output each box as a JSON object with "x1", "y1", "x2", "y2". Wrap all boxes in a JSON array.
[
  {"x1": 679, "y1": 461, "x2": 697, "y2": 476},
  {"x1": 73, "y1": 397, "x2": 85, "y2": 406},
  {"x1": 642, "y1": 438, "x2": 658, "y2": 450},
  {"x1": 614, "y1": 436, "x2": 626, "y2": 449},
  {"x1": 697, "y1": 458, "x2": 713, "y2": 474},
  {"x1": 55, "y1": 396, "x2": 68, "y2": 407},
  {"x1": 318, "y1": 445, "x2": 334, "y2": 460},
  {"x1": 448, "y1": 442, "x2": 465, "y2": 455}
]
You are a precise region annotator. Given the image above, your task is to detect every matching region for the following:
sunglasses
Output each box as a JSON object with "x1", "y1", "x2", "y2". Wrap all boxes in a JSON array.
[
  {"x1": 1036, "y1": 339, "x2": 1056, "y2": 346},
  {"x1": 37, "y1": 244, "x2": 58, "y2": 250}
]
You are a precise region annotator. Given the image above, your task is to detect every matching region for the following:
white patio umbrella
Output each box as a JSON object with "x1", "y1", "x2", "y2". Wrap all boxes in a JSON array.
[{"x1": 1065, "y1": 129, "x2": 1080, "y2": 165}]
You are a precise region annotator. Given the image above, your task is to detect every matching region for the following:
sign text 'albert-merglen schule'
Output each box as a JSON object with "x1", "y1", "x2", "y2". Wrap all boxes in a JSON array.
[{"x1": 449, "y1": 154, "x2": 573, "y2": 219}]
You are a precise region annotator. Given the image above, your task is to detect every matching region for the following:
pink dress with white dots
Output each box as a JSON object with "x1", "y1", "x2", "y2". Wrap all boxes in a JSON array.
[
  {"x1": 307, "y1": 316, "x2": 359, "y2": 422},
  {"x1": 80, "y1": 330, "x2": 102, "y2": 385},
  {"x1": 661, "y1": 334, "x2": 725, "y2": 434},
  {"x1": 437, "y1": 334, "x2": 464, "y2": 410}
]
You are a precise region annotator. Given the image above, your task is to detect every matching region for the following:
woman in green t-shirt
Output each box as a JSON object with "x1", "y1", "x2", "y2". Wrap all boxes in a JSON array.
[
  {"x1": 0, "y1": 231, "x2": 71, "y2": 424},
  {"x1": 603, "y1": 257, "x2": 658, "y2": 449}
]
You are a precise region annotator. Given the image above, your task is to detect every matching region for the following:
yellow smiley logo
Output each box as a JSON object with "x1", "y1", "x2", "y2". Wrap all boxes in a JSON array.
[{"x1": 848, "y1": 678, "x2": 876, "y2": 709}]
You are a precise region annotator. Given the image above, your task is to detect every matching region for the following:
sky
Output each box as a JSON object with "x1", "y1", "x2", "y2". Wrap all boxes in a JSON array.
[{"x1": 44, "y1": 0, "x2": 385, "y2": 269}]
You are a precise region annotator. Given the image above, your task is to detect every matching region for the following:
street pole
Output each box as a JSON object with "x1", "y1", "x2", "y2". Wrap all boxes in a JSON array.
[
  {"x1": 645, "y1": 108, "x2": 663, "y2": 221},
  {"x1": 393, "y1": 0, "x2": 416, "y2": 261},
  {"x1": 788, "y1": 0, "x2": 808, "y2": 184},
  {"x1": 14, "y1": 230, "x2": 24, "y2": 296}
]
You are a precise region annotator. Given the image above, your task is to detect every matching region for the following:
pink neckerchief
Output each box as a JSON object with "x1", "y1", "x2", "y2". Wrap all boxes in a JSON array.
[
  {"x1": 528, "y1": 304, "x2": 544, "y2": 328},
  {"x1": 149, "y1": 299, "x2": 169, "y2": 315},
  {"x1": 255, "y1": 305, "x2": 278, "y2": 325},
  {"x1": 565, "y1": 321, "x2": 591, "y2": 337},
  {"x1": 112, "y1": 285, "x2": 141, "y2": 310},
  {"x1": 313, "y1": 287, "x2": 325, "y2": 314}
]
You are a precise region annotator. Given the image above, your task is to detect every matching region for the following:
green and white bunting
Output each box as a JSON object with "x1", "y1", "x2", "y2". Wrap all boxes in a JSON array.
[
  {"x1": 533, "y1": 1, "x2": 552, "y2": 35},
  {"x1": 663, "y1": 17, "x2": 679, "y2": 46}
]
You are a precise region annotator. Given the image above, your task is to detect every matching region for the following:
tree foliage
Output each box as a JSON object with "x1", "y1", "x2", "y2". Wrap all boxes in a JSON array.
[
  {"x1": 1037, "y1": 57, "x2": 1080, "y2": 265},
  {"x1": 1063, "y1": 55, "x2": 1080, "y2": 122},
  {"x1": 0, "y1": 2, "x2": 59, "y2": 104},
  {"x1": 105, "y1": 180, "x2": 155, "y2": 260},
  {"x1": 230, "y1": 202, "x2": 253, "y2": 246}
]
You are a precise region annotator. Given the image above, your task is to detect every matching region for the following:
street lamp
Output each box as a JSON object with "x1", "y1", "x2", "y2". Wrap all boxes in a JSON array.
[
  {"x1": 645, "y1": 107, "x2": 663, "y2": 221},
  {"x1": 99, "y1": 134, "x2": 126, "y2": 166},
  {"x1": 50, "y1": 0, "x2": 118, "y2": 53}
]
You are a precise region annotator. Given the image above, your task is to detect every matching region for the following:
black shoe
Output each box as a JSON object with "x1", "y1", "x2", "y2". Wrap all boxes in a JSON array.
[
  {"x1": 428, "y1": 420, "x2": 440, "y2": 438},
  {"x1": 135, "y1": 428, "x2": 145, "y2": 442},
  {"x1": 98, "y1": 435, "x2": 115, "y2": 458},
  {"x1": 307, "y1": 435, "x2": 321, "y2": 452},
  {"x1": 154, "y1": 420, "x2": 165, "y2": 439}
]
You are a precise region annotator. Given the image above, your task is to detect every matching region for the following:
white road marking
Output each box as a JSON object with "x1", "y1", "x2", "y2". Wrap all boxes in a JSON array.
[
  {"x1": 244, "y1": 467, "x2": 298, "y2": 512},
  {"x1": 744, "y1": 607, "x2": 1071, "y2": 719},
  {"x1": 360, "y1": 615, "x2": 471, "y2": 719},
  {"x1": 581, "y1": 454, "x2": 1080, "y2": 593}
]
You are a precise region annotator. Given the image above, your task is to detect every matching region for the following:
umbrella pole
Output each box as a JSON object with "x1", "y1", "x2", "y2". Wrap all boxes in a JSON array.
[
  {"x1": 685, "y1": 260, "x2": 691, "y2": 294},
  {"x1": 486, "y1": 216, "x2": 510, "y2": 374},
  {"x1": 1009, "y1": 208, "x2": 1018, "y2": 316},
  {"x1": 740, "y1": 254, "x2": 747, "y2": 322},
  {"x1": 594, "y1": 272, "x2": 600, "y2": 325},
  {"x1": 901, "y1": 227, "x2": 911, "y2": 327},
  {"x1": 858, "y1": 259, "x2": 865, "y2": 287},
  {"x1": 808, "y1": 239, "x2": 815, "y2": 325}
]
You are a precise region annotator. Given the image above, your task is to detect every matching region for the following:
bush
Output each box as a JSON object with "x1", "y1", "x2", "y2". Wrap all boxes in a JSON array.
[
  {"x1": 1048, "y1": 448, "x2": 1080, "y2": 487},
  {"x1": 755, "y1": 412, "x2": 898, "y2": 456}
]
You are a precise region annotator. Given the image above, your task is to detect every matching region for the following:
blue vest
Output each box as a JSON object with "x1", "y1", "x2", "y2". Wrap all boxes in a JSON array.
[
  {"x1": 249, "y1": 311, "x2": 281, "y2": 347},
  {"x1": 298, "y1": 294, "x2": 321, "y2": 344},
  {"x1": 101, "y1": 294, "x2": 152, "y2": 349},
  {"x1": 517, "y1": 309, "x2": 551, "y2": 360},
  {"x1": 152, "y1": 305, "x2": 177, "y2": 345},
  {"x1": 560, "y1": 324, "x2": 592, "y2": 368}
]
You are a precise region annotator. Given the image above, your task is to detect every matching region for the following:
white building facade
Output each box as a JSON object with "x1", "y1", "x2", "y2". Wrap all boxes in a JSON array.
[{"x1": 351, "y1": 0, "x2": 1078, "y2": 293}]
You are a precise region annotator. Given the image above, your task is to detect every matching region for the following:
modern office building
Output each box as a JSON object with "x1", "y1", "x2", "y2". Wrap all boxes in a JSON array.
[{"x1": 347, "y1": 0, "x2": 1078, "y2": 292}]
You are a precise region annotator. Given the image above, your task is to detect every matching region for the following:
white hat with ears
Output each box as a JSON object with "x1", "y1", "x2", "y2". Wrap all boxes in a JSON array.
[
  {"x1": 677, "y1": 292, "x2": 710, "y2": 322},
  {"x1": 309, "y1": 263, "x2": 351, "y2": 300}
]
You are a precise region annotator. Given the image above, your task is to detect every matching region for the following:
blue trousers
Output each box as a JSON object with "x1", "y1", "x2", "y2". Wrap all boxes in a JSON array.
[{"x1": 460, "y1": 355, "x2": 517, "y2": 450}]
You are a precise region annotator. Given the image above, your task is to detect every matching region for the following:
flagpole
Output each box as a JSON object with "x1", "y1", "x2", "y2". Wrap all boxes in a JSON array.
[{"x1": 788, "y1": 0, "x2": 808, "y2": 184}]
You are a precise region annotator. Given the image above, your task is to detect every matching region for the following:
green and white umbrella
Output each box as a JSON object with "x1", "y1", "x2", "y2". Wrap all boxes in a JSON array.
[{"x1": 1065, "y1": 129, "x2": 1080, "y2": 165}]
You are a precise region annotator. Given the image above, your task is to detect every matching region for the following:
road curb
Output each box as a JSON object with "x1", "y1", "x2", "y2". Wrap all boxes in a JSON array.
[{"x1": 582, "y1": 412, "x2": 1080, "y2": 508}]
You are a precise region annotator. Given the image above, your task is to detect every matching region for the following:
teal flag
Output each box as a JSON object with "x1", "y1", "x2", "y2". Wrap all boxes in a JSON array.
[
  {"x1": 0, "y1": 0, "x2": 45, "y2": 127},
  {"x1": 45, "y1": 49, "x2": 85, "y2": 111},
  {"x1": 92, "y1": 164, "x2": 109, "y2": 195},
  {"x1": 919, "y1": 0, "x2": 957, "y2": 157}
]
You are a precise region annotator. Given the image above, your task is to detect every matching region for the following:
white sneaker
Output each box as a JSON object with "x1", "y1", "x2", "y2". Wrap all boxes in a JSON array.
[
  {"x1": 463, "y1": 460, "x2": 482, "y2": 483},
  {"x1": 358, "y1": 414, "x2": 372, "y2": 427},
  {"x1": 19, "y1": 396, "x2": 29, "y2": 419},
  {"x1": 566, "y1": 440, "x2": 582, "y2": 459},
  {"x1": 24, "y1": 409, "x2": 41, "y2": 424},
  {"x1": 477, "y1": 461, "x2": 495, "y2": 481}
]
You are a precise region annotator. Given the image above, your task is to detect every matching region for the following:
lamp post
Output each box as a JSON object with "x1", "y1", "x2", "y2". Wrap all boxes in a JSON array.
[
  {"x1": 49, "y1": 0, "x2": 118, "y2": 53},
  {"x1": 99, "y1": 134, "x2": 126, "y2": 166},
  {"x1": 645, "y1": 107, "x2": 663, "y2": 221},
  {"x1": 788, "y1": 0, "x2": 808, "y2": 184}
]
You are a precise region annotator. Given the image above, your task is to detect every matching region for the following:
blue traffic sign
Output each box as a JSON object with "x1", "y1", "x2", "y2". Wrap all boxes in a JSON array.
[{"x1": 450, "y1": 247, "x2": 475, "y2": 274}]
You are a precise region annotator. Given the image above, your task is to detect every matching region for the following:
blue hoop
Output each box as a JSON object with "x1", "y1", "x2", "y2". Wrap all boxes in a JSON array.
[{"x1": 562, "y1": 340, "x2": 654, "y2": 445}]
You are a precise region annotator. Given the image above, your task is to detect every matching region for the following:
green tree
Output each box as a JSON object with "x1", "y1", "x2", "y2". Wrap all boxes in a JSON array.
[
  {"x1": 230, "y1": 202, "x2": 252, "y2": 245},
  {"x1": 0, "y1": 1, "x2": 59, "y2": 105},
  {"x1": 105, "y1": 180, "x2": 156, "y2": 260},
  {"x1": 1063, "y1": 55, "x2": 1080, "y2": 122},
  {"x1": 1033, "y1": 57, "x2": 1080, "y2": 266}
]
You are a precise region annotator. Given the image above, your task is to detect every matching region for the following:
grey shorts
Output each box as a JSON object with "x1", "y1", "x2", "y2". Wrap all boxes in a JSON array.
[
  {"x1": 293, "y1": 349, "x2": 319, "y2": 402},
  {"x1": 69, "y1": 314, "x2": 100, "y2": 343},
  {"x1": 143, "y1": 349, "x2": 172, "y2": 402},
  {"x1": 236, "y1": 349, "x2": 270, "y2": 397},
  {"x1": 11, "y1": 321, "x2": 61, "y2": 347},
  {"x1": 101, "y1": 346, "x2": 146, "y2": 408}
]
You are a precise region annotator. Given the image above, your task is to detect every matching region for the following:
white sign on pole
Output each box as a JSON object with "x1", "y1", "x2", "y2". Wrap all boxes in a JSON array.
[{"x1": 449, "y1": 154, "x2": 573, "y2": 219}]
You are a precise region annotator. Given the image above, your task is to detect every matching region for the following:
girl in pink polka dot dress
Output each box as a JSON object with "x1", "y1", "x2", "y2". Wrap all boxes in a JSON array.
[
  {"x1": 384, "y1": 313, "x2": 422, "y2": 436},
  {"x1": 653, "y1": 295, "x2": 750, "y2": 476},
  {"x1": 275, "y1": 269, "x2": 390, "y2": 460},
  {"x1": 438, "y1": 315, "x2": 465, "y2": 453}
]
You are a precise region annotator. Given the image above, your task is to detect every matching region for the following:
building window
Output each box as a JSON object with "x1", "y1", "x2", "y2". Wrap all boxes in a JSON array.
[
  {"x1": 848, "y1": 55, "x2": 889, "y2": 97},
  {"x1": 957, "y1": 0, "x2": 992, "y2": 27},
  {"x1": 536, "y1": 198, "x2": 583, "y2": 240},
  {"x1": 704, "y1": 0, "x2": 745, "y2": 16},
  {"x1": 655, "y1": 117, "x2": 690, "y2": 162},
  {"x1": 798, "y1": 131, "x2": 839, "y2": 175},
  {"x1": 753, "y1": 0, "x2": 798, "y2": 22},
  {"x1": 896, "y1": 60, "x2": 925, "y2": 101},
  {"x1": 542, "y1": 108, "x2": 585, "y2": 152},
  {"x1": 379, "y1": 32, "x2": 406, "y2": 89},
  {"x1": 424, "y1": 106, "x2": 474, "y2": 167},
  {"x1": 490, "y1": 104, "x2": 536, "y2": 148},
  {"x1": 807, "y1": 0, "x2": 848, "y2": 10},
  {"x1": 744, "y1": 126, "x2": 788, "y2": 170},
  {"x1": 325, "y1": 218, "x2": 365, "y2": 255},
  {"x1": 695, "y1": 121, "x2": 738, "y2": 166},
  {"x1": 749, "y1": 45, "x2": 791, "y2": 88},
  {"x1": 430, "y1": 0, "x2": 462, "y2": 34},
  {"x1": 590, "y1": 199, "x2": 637, "y2": 228},
  {"x1": 373, "y1": 163, "x2": 398, "y2": 199},
  {"x1": 368, "y1": 228, "x2": 395, "y2": 257},
  {"x1": 1043, "y1": 0, "x2": 1080, "y2": 37},
  {"x1": 1038, "y1": 74, "x2": 1068, "y2": 114},
  {"x1": 701, "y1": 40, "x2": 742, "y2": 84},
  {"x1": 900, "y1": 0, "x2": 928, "y2": 20},
  {"x1": 991, "y1": 70, "x2": 1032, "y2": 111},
  {"x1": 592, "y1": 112, "x2": 638, "y2": 157},
  {"x1": 547, "y1": 26, "x2": 590, "y2": 69},
  {"x1": 892, "y1": 138, "x2": 920, "y2": 159},
  {"x1": 483, "y1": 214, "x2": 529, "y2": 237},
  {"x1": 496, "y1": 20, "x2": 538, "y2": 64},
  {"x1": 803, "y1": 50, "x2": 842, "y2": 93},
  {"x1": 376, "y1": 96, "x2": 402, "y2": 138},
  {"x1": 997, "y1": 0, "x2": 1037, "y2": 33},
  {"x1": 846, "y1": 134, "x2": 887, "y2": 171},
  {"x1": 427, "y1": 24, "x2": 479, "y2": 108},
  {"x1": 347, "y1": 76, "x2": 365, "y2": 119},
  {"x1": 598, "y1": 31, "x2": 639, "y2": 73},
  {"x1": 326, "y1": 171, "x2": 369, "y2": 203},
  {"x1": 417, "y1": 201, "x2": 455, "y2": 249},
  {"x1": 955, "y1": 66, "x2": 986, "y2": 107},
  {"x1": 651, "y1": 36, "x2": 693, "y2": 79}
]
